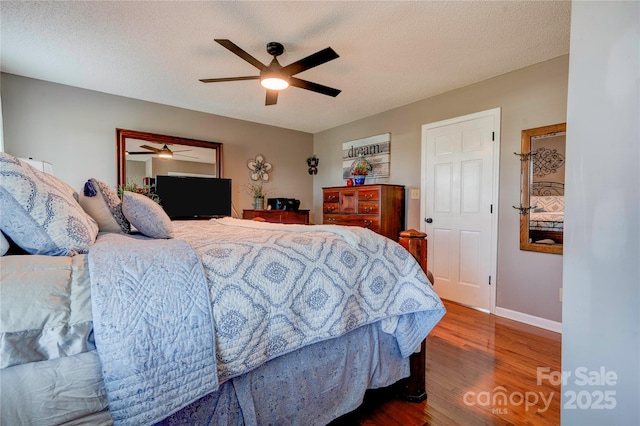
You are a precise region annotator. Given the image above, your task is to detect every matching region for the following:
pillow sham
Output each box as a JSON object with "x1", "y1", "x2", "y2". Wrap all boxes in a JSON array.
[
  {"x1": 121, "y1": 191, "x2": 173, "y2": 239},
  {"x1": 531, "y1": 195, "x2": 564, "y2": 213},
  {"x1": 0, "y1": 153, "x2": 99, "y2": 255},
  {"x1": 79, "y1": 178, "x2": 130, "y2": 233}
]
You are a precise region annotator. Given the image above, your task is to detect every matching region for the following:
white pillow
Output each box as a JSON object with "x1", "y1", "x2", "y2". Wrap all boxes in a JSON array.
[
  {"x1": 0, "y1": 153, "x2": 99, "y2": 255},
  {"x1": 121, "y1": 191, "x2": 173, "y2": 239},
  {"x1": 79, "y1": 179, "x2": 130, "y2": 233}
]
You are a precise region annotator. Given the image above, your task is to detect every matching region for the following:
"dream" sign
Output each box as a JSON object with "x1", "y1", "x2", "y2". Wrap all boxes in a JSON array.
[{"x1": 342, "y1": 133, "x2": 390, "y2": 179}]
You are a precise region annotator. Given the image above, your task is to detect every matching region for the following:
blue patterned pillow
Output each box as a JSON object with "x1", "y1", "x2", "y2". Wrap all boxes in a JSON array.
[
  {"x1": 121, "y1": 191, "x2": 173, "y2": 239},
  {"x1": 0, "y1": 153, "x2": 99, "y2": 255}
]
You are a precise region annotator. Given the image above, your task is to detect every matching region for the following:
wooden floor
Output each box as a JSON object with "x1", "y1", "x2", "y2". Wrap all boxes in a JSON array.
[{"x1": 332, "y1": 300, "x2": 561, "y2": 425}]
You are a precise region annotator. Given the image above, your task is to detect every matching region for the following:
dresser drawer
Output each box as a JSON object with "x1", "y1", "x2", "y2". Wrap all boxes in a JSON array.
[
  {"x1": 323, "y1": 203, "x2": 339, "y2": 214},
  {"x1": 358, "y1": 189, "x2": 380, "y2": 201},
  {"x1": 323, "y1": 192, "x2": 340, "y2": 203},
  {"x1": 358, "y1": 202, "x2": 379, "y2": 215},
  {"x1": 324, "y1": 215, "x2": 379, "y2": 230}
]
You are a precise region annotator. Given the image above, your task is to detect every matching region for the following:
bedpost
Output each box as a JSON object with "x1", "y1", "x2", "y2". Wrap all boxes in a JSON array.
[{"x1": 398, "y1": 229, "x2": 428, "y2": 402}]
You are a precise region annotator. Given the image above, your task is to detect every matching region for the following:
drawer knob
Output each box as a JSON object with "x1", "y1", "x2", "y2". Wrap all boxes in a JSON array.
[
  {"x1": 364, "y1": 207, "x2": 371, "y2": 213},
  {"x1": 363, "y1": 219, "x2": 372, "y2": 226},
  {"x1": 328, "y1": 195, "x2": 337, "y2": 201},
  {"x1": 364, "y1": 194, "x2": 373, "y2": 200}
]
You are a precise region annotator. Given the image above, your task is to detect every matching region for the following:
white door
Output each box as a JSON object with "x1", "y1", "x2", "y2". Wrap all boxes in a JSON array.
[{"x1": 421, "y1": 108, "x2": 500, "y2": 311}]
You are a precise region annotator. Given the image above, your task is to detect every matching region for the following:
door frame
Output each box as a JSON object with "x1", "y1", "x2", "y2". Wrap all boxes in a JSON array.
[{"x1": 420, "y1": 107, "x2": 501, "y2": 313}]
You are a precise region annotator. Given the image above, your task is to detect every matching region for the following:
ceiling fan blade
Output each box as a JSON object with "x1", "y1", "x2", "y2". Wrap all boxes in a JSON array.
[
  {"x1": 215, "y1": 39, "x2": 267, "y2": 71},
  {"x1": 200, "y1": 76, "x2": 260, "y2": 83},
  {"x1": 289, "y1": 77, "x2": 341, "y2": 97},
  {"x1": 280, "y1": 47, "x2": 339, "y2": 76},
  {"x1": 127, "y1": 151, "x2": 155, "y2": 155},
  {"x1": 265, "y1": 90, "x2": 278, "y2": 106},
  {"x1": 139, "y1": 144, "x2": 161, "y2": 153}
]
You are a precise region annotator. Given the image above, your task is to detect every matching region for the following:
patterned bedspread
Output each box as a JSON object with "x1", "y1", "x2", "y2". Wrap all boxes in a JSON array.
[
  {"x1": 174, "y1": 218, "x2": 445, "y2": 379},
  {"x1": 89, "y1": 218, "x2": 445, "y2": 424}
]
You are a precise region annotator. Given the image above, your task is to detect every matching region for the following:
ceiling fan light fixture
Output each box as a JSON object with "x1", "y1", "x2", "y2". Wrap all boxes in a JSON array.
[
  {"x1": 200, "y1": 40, "x2": 340, "y2": 105},
  {"x1": 158, "y1": 144, "x2": 173, "y2": 159},
  {"x1": 260, "y1": 76, "x2": 289, "y2": 91}
]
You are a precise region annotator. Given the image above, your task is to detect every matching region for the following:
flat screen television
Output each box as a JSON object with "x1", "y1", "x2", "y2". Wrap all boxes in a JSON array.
[{"x1": 155, "y1": 175, "x2": 232, "y2": 219}]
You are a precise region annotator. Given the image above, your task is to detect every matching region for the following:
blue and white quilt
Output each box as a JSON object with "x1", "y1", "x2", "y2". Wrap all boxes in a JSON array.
[
  {"x1": 89, "y1": 218, "x2": 445, "y2": 425},
  {"x1": 89, "y1": 234, "x2": 218, "y2": 425}
]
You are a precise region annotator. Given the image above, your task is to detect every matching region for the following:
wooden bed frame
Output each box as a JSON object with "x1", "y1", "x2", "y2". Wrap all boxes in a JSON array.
[{"x1": 398, "y1": 229, "x2": 430, "y2": 402}]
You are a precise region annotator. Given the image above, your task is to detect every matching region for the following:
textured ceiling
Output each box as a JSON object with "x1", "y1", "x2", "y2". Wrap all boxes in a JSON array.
[{"x1": 0, "y1": 1, "x2": 571, "y2": 134}]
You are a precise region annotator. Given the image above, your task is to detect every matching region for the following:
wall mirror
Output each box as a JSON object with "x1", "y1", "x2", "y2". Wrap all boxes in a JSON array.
[
  {"x1": 518, "y1": 123, "x2": 566, "y2": 255},
  {"x1": 116, "y1": 128, "x2": 223, "y2": 188}
]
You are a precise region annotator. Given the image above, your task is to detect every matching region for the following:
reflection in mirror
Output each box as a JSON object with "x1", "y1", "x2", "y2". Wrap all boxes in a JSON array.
[
  {"x1": 116, "y1": 129, "x2": 222, "y2": 188},
  {"x1": 520, "y1": 123, "x2": 566, "y2": 255}
]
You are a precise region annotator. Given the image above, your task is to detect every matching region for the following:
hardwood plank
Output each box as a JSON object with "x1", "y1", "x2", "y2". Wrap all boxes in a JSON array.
[{"x1": 331, "y1": 301, "x2": 561, "y2": 425}]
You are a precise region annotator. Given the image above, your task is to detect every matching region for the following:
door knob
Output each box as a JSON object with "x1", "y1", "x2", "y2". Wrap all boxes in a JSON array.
[{"x1": 425, "y1": 218, "x2": 433, "y2": 223}]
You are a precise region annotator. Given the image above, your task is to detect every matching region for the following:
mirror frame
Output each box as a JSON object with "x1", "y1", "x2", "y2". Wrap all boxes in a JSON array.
[
  {"x1": 519, "y1": 123, "x2": 566, "y2": 255},
  {"x1": 116, "y1": 128, "x2": 223, "y2": 188}
]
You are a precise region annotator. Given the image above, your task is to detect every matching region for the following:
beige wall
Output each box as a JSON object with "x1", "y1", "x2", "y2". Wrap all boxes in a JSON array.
[
  {"x1": 1, "y1": 73, "x2": 314, "y2": 214},
  {"x1": 313, "y1": 55, "x2": 569, "y2": 322}
]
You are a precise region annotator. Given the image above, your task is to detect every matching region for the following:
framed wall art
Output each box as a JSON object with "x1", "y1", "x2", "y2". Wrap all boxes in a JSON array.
[{"x1": 341, "y1": 133, "x2": 390, "y2": 179}]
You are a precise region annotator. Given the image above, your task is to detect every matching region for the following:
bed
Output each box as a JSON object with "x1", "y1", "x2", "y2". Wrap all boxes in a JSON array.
[
  {"x1": 529, "y1": 182, "x2": 564, "y2": 244},
  {"x1": 0, "y1": 153, "x2": 445, "y2": 425}
]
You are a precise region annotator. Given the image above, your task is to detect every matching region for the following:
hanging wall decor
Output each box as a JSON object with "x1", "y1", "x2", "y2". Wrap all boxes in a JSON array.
[
  {"x1": 307, "y1": 155, "x2": 319, "y2": 175},
  {"x1": 247, "y1": 154, "x2": 272, "y2": 181}
]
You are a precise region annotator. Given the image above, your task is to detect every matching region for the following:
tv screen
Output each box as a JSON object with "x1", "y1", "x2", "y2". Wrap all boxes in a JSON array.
[{"x1": 155, "y1": 175, "x2": 232, "y2": 219}]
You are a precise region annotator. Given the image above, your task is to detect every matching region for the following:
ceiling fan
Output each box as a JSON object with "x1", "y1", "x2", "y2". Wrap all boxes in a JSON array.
[
  {"x1": 127, "y1": 144, "x2": 196, "y2": 159},
  {"x1": 200, "y1": 39, "x2": 341, "y2": 105}
]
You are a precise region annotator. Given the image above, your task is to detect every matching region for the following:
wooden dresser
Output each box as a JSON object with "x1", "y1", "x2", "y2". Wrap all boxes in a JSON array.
[
  {"x1": 243, "y1": 209, "x2": 310, "y2": 224},
  {"x1": 322, "y1": 184, "x2": 405, "y2": 241}
]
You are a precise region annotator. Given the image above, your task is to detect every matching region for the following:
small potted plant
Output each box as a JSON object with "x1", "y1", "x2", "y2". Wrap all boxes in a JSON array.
[
  {"x1": 350, "y1": 155, "x2": 372, "y2": 186},
  {"x1": 118, "y1": 178, "x2": 161, "y2": 203},
  {"x1": 245, "y1": 181, "x2": 269, "y2": 210}
]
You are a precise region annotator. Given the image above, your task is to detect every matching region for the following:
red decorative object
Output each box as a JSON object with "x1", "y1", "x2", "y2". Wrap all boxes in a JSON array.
[{"x1": 346, "y1": 178, "x2": 354, "y2": 186}]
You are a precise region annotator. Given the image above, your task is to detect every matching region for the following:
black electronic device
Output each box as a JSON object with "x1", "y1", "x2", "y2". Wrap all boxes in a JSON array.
[
  {"x1": 155, "y1": 175, "x2": 232, "y2": 219},
  {"x1": 267, "y1": 198, "x2": 300, "y2": 211}
]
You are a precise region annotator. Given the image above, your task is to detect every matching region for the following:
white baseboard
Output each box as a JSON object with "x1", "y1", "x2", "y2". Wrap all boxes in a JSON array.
[{"x1": 494, "y1": 307, "x2": 562, "y2": 333}]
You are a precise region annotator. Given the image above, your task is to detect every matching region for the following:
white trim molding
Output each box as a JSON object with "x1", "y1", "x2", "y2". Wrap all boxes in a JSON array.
[{"x1": 495, "y1": 307, "x2": 562, "y2": 334}]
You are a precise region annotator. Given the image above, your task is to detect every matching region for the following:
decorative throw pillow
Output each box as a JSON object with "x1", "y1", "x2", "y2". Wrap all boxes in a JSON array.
[
  {"x1": 79, "y1": 179, "x2": 130, "y2": 233},
  {"x1": 121, "y1": 191, "x2": 173, "y2": 239},
  {"x1": 0, "y1": 152, "x2": 99, "y2": 255}
]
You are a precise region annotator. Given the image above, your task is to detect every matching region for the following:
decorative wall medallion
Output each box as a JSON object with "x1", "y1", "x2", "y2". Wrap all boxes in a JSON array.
[
  {"x1": 247, "y1": 154, "x2": 272, "y2": 181},
  {"x1": 532, "y1": 147, "x2": 565, "y2": 177}
]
